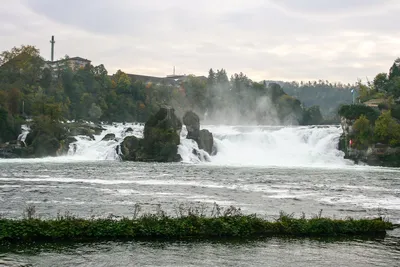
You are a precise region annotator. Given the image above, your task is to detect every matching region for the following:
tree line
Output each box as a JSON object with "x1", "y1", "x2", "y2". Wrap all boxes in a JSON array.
[{"x1": 0, "y1": 44, "x2": 338, "y2": 143}]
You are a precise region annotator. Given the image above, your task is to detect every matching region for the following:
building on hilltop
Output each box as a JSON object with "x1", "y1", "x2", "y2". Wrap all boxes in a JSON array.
[
  {"x1": 45, "y1": 56, "x2": 91, "y2": 73},
  {"x1": 44, "y1": 36, "x2": 91, "y2": 75}
]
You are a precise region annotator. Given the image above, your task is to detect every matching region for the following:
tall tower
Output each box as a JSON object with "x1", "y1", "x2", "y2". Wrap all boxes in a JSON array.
[{"x1": 50, "y1": 36, "x2": 55, "y2": 62}]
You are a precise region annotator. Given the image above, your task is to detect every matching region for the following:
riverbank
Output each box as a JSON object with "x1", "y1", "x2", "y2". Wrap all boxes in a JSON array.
[{"x1": 0, "y1": 212, "x2": 393, "y2": 244}]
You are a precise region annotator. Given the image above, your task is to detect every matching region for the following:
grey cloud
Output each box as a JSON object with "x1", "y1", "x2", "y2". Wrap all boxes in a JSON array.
[
  {"x1": 1, "y1": 0, "x2": 398, "y2": 83},
  {"x1": 269, "y1": 0, "x2": 397, "y2": 16}
]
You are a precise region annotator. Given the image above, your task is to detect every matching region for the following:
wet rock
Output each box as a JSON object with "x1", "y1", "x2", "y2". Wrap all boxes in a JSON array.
[
  {"x1": 102, "y1": 133, "x2": 116, "y2": 141},
  {"x1": 121, "y1": 106, "x2": 182, "y2": 162},
  {"x1": 32, "y1": 133, "x2": 61, "y2": 157},
  {"x1": 120, "y1": 135, "x2": 142, "y2": 161},
  {"x1": 198, "y1": 129, "x2": 214, "y2": 155},
  {"x1": 183, "y1": 111, "x2": 200, "y2": 140},
  {"x1": 183, "y1": 111, "x2": 214, "y2": 155},
  {"x1": 125, "y1": 127, "x2": 134, "y2": 133}
]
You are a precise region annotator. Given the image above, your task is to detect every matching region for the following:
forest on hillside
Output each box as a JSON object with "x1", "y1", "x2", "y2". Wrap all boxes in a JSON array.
[
  {"x1": 267, "y1": 80, "x2": 355, "y2": 117},
  {"x1": 0, "y1": 45, "x2": 346, "y2": 144}
]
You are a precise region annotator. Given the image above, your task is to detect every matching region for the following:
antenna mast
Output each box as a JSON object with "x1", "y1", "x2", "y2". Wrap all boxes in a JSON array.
[{"x1": 50, "y1": 36, "x2": 55, "y2": 62}]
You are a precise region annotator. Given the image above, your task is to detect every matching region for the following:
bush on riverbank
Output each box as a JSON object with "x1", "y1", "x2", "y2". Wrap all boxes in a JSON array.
[{"x1": 0, "y1": 206, "x2": 393, "y2": 243}]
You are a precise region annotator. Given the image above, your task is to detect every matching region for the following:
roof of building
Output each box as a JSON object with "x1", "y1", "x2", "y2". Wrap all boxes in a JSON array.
[
  {"x1": 363, "y1": 98, "x2": 386, "y2": 107},
  {"x1": 46, "y1": 57, "x2": 91, "y2": 64}
]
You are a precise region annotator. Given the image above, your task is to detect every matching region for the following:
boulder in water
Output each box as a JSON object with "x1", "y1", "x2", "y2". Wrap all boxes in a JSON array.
[
  {"x1": 125, "y1": 127, "x2": 134, "y2": 133},
  {"x1": 102, "y1": 133, "x2": 116, "y2": 141},
  {"x1": 31, "y1": 133, "x2": 61, "y2": 157},
  {"x1": 120, "y1": 135, "x2": 142, "y2": 161},
  {"x1": 120, "y1": 106, "x2": 182, "y2": 162},
  {"x1": 0, "y1": 141, "x2": 30, "y2": 158},
  {"x1": 183, "y1": 111, "x2": 200, "y2": 140},
  {"x1": 183, "y1": 111, "x2": 214, "y2": 155},
  {"x1": 198, "y1": 129, "x2": 214, "y2": 155}
]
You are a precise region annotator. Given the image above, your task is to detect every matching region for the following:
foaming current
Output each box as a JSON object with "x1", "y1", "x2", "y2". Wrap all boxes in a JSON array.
[
  {"x1": 204, "y1": 125, "x2": 353, "y2": 168},
  {"x1": 1, "y1": 123, "x2": 355, "y2": 168}
]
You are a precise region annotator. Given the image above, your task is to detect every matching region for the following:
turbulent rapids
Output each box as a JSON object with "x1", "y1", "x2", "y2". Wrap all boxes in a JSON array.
[{"x1": 56, "y1": 123, "x2": 351, "y2": 167}]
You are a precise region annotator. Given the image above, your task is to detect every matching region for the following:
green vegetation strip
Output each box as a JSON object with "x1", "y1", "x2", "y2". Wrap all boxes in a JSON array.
[{"x1": 0, "y1": 214, "x2": 393, "y2": 243}]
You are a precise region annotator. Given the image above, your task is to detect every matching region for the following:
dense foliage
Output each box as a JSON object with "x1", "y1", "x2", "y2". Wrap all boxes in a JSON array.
[
  {"x1": 0, "y1": 211, "x2": 392, "y2": 243},
  {"x1": 269, "y1": 80, "x2": 355, "y2": 117},
  {"x1": 0, "y1": 44, "x2": 328, "y2": 141},
  {"x1": 338, "y1": 59, "x2": 400, "y2": 149},
  {"x1": 338, "y1": 104, "x2": 380, "y2": 122}
]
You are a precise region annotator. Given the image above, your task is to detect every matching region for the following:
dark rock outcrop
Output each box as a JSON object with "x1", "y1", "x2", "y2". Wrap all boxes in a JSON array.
[
  {"x1": 102, "y1": 133, "x2": 116, "y2": 141},
  {"x1": 183, "y1": 111, "x2": 200, "y2": 140},
  {"x1": 183, "y1": 111, "x2": 214, "y2": 155},
  {"x1": 198, "y1": 129, "x2": 214, "y2": 155},
  {"x1": 32, "y1": 134, "x2": 61, "y2": 157},
  {"x1": 68, "y1": 122, "x2": 105, "y2": 137},
  {"x1": 120, "y1": 106, "x2": 182, "y2": 162},
  {"x1": 119, "y1": 135, "x2": 142, "y2": 161},
  {"x1": 0, "y1": 141, "x2": 30, "y2": 158}
]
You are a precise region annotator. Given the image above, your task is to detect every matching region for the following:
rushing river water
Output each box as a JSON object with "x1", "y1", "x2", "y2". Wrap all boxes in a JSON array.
[{"x1": 0, "y1": 125, "x2": 400, "y2": 266}]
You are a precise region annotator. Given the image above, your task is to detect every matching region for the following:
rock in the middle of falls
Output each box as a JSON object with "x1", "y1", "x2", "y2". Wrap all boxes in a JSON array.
[
  {"x1": 183, "y1": 111, "x2": 214, "y2": 155},
  {"x1": 120, "y1": 106, "x2": 182, "y2": 162}
]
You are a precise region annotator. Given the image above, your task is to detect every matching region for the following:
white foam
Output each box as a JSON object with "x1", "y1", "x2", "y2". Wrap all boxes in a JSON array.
[
  {"x1": 207, "y1": 125, "x2": 352, "y2": 168},
  {"x1": 320, "y1": 195, "x2": 400, "y2": 210}
]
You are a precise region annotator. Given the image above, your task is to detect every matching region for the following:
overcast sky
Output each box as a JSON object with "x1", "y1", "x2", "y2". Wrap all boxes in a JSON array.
[{"x1": 1, "y1": 0, "x2": 399, "y2": 83}]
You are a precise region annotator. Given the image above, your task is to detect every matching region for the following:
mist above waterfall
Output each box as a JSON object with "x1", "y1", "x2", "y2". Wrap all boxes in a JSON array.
[{"x1": 180, "y1": 73, "x2": 305, "y2": 126}]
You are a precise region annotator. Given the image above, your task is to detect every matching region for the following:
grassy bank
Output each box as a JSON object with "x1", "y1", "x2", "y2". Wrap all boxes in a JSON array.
[{"x1": 0, "y1": 209, "x2": 393, "y2": 243}]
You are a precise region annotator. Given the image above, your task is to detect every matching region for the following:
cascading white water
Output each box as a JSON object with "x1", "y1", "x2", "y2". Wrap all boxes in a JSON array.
[
  {"x1": 67, "y1": 123, "x2": 144, "y2": 160},
  {"x1": 17, "y1": 124, "x2": 30, "y2": 144},
  {"x1": 211, "y1": 125, "x2": 350, "y2": 167},
  {"x1": 178, "y1": 125, "x2": 352, "y2": 168},
  {"x1": 8, "y1": 121, "x2": 349, "y2": 167}
]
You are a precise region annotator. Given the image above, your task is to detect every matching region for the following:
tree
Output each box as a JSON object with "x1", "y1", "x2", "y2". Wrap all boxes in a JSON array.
[
  {"x1": 207, "y1": 68, "x2": 215, "y2": 88},
  {"x1": 373, "y1": 73, "x2": 389, "y2": 92},
  {"x1": 374, "y1": 111, "x2": 400, "y2": 146},
  {"x1": 88, "y1": 103, "x2": 102, "y2": 122},
  {"x1": 7, "y1": 88, "x2": 22, "y2": 116},
  {"x1": 0, "y1": 45, "x2": 40, "y2": 65},
  {"x1": 113, "y1": 70, "x2": 131, "y2": 94},
  {"x1": 389, "y1": 58, "x2": 400, "y2": 80},
  {"x1": 183, "y1": 75, "x2": 207, "y2": 111},
  {"x1": 386, "y1": 77, "x2": 400, "y2": 98},
  {"x1": 352, "y1": 115, "x2": 372, "y2": 147},
  {"x1": 303, "y1": 105, "x2": 323, "y2": 125}
]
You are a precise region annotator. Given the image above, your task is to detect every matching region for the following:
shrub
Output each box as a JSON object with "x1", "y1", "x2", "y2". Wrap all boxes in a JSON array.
[
  {"x1": 352, "y1": 115, "x2": 373, "y2": 148},
  {"x1": 0, "y1": 206, "x2": 393, "y2": 244},
  {"x1": 374, "y1": 111, "x2": 400, "y2": 146},
  {"x1": 338, "y1": 104, "x2": 380, "y2": 122}
]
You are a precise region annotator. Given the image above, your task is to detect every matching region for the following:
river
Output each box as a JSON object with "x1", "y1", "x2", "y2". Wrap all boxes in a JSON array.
[{"x1": 0, "y1": 124, "x2": 399, "y2": 266}]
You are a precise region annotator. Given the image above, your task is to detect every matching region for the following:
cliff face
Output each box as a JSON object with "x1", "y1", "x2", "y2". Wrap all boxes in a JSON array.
[{"x1": 339, "y1": 117, "x2": 400, "y2": 167}]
